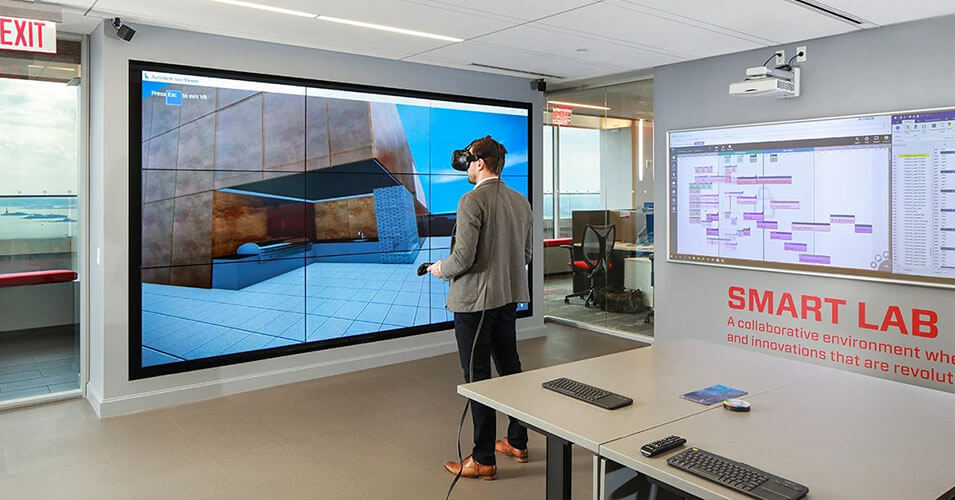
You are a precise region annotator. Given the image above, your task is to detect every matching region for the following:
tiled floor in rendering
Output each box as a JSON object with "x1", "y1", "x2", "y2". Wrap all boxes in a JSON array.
[{"x1": 142, "y1": 248, "x2": 453, "y2": 366}]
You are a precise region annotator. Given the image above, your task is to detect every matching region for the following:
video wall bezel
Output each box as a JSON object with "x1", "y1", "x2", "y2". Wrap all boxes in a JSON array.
[
  {"x1": 666, "y1": 104, "x2": 955, "y2": 289},
  {"x1": 128, "y1": 60, "x2": 534, "y2": 380}
]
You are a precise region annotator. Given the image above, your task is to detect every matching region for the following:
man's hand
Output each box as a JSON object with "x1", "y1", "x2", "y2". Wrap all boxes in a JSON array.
[{"x1": 428, "y1": 260, "x2": 444, "y2": 279}]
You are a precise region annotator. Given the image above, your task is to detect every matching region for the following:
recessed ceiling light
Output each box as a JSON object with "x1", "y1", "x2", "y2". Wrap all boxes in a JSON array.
[
  {"x1": 209, "y1": 0, "x2": 317, "y2": 18},
  {"x1": 27, "y1": 65, "x2": 77, "y2": 72},
  {"x1": 548, "y1": 100, "x2": 611, "y2": 111},
  {"x1": 317, "y1": 16, "x2": 463, "y2": 43},
  {"x1": 207, "y1": 0, "x2": 462, "y2": 42},
  {"x1": 469, "y1": 63, "x2": 562, "y2": 79}
]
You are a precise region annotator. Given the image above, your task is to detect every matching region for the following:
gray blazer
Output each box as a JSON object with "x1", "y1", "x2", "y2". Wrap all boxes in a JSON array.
[{"x1": 441, "y1": 178, "x2": 533, "y2": 313}]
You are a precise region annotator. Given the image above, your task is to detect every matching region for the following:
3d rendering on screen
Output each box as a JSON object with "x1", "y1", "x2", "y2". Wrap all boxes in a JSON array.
[
  {"x1": 132, "y1": 64, "x2": 530, "y2": 375},
  {"x1": 668, "y1": 109, "x2": 955, "y2": 286}
]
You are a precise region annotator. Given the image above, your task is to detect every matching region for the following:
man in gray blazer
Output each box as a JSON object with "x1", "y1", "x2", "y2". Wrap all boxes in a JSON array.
[{"x1": 428, "y1": 136, "x2": 533, "y2": 480}]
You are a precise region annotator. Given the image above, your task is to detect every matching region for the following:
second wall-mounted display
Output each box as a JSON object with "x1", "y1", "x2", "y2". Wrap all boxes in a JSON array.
[{"x1": 669, "y1": 107, "x2": 955, "y2": 288}]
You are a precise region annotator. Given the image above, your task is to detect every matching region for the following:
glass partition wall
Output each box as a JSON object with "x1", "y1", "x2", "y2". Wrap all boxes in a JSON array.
[
  {"x1": 0, "y1": 40, "x2": 83, "y2": 405},
  {"x1": 542, "y1": 78, "x2": 654, "y2": 339}
]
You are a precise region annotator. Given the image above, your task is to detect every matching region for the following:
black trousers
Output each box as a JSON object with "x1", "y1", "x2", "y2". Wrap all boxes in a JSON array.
[{"x1": 454, "y1": 302, "x2": 528, "y2": 466}]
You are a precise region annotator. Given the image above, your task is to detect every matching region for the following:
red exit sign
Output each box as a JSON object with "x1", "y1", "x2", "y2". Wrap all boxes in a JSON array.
[
  {"x1": 552, "y1": 106, "x2": 572, "y2": 126},
  {"x1": 0, "y1": 15, "x2": 56, "y2": 54}
]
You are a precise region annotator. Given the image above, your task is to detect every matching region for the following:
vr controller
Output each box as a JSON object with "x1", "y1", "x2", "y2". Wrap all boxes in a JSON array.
[{"x1": 417, "y1": 262, "x2": 433, "y2": 276}]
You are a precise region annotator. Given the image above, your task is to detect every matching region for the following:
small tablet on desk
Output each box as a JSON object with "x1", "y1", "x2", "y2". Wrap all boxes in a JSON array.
[{"x1": 680, "y1": 384, "x2": 747, "y2": 405}]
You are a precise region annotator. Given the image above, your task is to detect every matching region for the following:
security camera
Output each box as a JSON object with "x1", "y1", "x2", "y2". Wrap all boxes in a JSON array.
[
  {"x1": 111, "y1": 17, "x2": 136, "y2": 42},
  {"x1": 530, "y1": 79, "x2": 546, "y2": 92}
]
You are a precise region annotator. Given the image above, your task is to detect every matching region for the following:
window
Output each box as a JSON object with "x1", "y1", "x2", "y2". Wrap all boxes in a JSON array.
[
  {"x1": 543, "y1": 125, "x2": 554, "y2": 236},
  {"x1": 0, "y1": 78, "x2": 80, "y2": 271},
  {"x1": 0, "y1": 40, "x2": 82, "y2": 403},
  {"x1": 557, "y1": 127, "x2": 602, "y2": 237}
]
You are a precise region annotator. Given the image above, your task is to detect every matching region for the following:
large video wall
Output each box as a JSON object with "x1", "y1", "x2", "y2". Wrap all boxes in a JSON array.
[{"x1": 129, "y1": 61, "x2": 531, "y2": 378}]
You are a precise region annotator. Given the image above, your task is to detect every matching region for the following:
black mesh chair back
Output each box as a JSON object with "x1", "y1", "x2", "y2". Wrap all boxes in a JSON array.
[
  {"x1": 564, "y1": 224, "x2": 616, "y2": 308},
  {"x1": 582, "y1": 225, "x2": 615, "y2": 272}
]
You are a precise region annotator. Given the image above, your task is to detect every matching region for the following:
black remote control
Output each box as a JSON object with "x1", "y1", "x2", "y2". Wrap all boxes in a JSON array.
[
  {"x1": 416, "y1": 262, "x2": 432, "y2": 276},
  {"x1": 640, "y1": 435, "x2": 687, "y2": 457}
]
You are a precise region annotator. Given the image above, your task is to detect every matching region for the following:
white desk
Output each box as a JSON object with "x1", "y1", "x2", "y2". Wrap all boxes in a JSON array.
[
  {"x1": 458, "y1": 339, "x2": 830, "y2": 499},
  {"x1": 614, "y1": 242, "x2": 654, "y2": 253},
  {"x1": 601, "y1": 369, "x2": 955, "y2": 499}
]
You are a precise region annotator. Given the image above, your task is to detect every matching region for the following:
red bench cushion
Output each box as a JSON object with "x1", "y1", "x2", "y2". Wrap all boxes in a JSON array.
[
  {"x1": 0, "y1": 270, "x2": 77, "y2": 288},
  {"x1": 544, "y1": 238, "x2": 573, "y2": 248}
]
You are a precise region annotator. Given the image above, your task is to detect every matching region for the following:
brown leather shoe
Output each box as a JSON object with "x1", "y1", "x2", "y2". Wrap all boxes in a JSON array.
[
  {"x1": 443, "y1": 455, "x2": 497, "y2": 480},
  {"x1": 495, "y1": 440, "x2": 529, "y2": 463}
]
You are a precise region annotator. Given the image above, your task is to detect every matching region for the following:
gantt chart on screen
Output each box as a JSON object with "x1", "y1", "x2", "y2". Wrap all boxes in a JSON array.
[{"x1": 668, "y1": 109, "x2": 955, "y2": 284}]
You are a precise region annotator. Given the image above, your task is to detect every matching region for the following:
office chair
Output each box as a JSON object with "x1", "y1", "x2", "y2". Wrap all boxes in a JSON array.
[{"x1": 563, "y1": 224, "x2": 615, "y2": 308}]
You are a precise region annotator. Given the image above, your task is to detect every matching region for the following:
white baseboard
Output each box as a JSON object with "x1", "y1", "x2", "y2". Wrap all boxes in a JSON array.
[
  {"x1": 86, "y1": 383, "x2": 104, "y2": 416},
  {"x1": 89, "y1": 324, "x2": 547, "y2": 418}
]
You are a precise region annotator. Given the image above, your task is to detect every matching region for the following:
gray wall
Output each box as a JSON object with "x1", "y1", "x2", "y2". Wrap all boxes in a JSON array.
[
  {"x1": 88, "y1": 22, "x2": 544, "y2": 416},
  {"x1": 654, "y1": 15, "x2": 955, "y2": 393}
]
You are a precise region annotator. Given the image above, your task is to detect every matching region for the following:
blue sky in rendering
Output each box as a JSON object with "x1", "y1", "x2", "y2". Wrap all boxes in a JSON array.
[{"x1": 397, "y1": 105, "x2": 528, "y2": 214}]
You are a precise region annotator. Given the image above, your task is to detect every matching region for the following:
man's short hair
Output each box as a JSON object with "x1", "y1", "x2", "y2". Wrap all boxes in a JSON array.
[{"x1": 470, "y1": 136, "x2": 507, "y2": 174}]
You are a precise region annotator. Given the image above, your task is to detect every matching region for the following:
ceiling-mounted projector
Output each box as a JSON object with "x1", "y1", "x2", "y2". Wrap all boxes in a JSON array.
[{"x1": 729, "y1": 66, "x2": 800, "y2": 98}]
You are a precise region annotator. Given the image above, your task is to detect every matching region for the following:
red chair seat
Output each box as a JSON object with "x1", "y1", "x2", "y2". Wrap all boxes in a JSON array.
[
  {"x1": 0, "y1": 270, "x2": 77, "y2": 288},
  {"x1": 544, "y1": 238, "x2": 573, "y2": 248},
  {"x1": 570, "y1": 261, "x2": 612, "y2": 271}
]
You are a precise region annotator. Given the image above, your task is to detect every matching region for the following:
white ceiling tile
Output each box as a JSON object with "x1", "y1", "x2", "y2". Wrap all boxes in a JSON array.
[
  {"x1": 412, "y1": 0, "x2": 602, "y2": 22},
  {"x1": 800, "y1": 0, "x2": 955, "y2": 26},
  {"x1": 472, "y1": 24, "x2": 680, "y2": 75},
  {"x1": 38, "y1": 0, "x2": 93, "y2": 9},
  {"x1": 405, "y1": 39, "x2": 627, "y2": 81},
  {"x1": 36, "y1": 0, "x2": 955, "y2": 84},
  {"x1": 58, "y1": 10, "x2": 101, "y2": 35},
  {"x1": 623, "y1": 0, "x2": 857, "y2": 45},
  {"x1": 536, "y1": 2, "x2": 769, "y2": 62}
]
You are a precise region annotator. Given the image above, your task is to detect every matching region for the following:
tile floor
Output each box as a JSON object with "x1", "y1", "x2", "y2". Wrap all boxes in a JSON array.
[
  {"x1": 0, "y1": 326, "x2": 80, "y2": 403},
  {"x1": 0, "y1": 323, "x2": 645, "y2": 499},
  {"x1": 543, "y1": 275, "x2": 654, "y2": 337}
]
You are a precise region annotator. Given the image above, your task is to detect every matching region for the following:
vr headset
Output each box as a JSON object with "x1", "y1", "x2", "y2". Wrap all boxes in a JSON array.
[{"x1": 451, "y1": 136, "x2": 506, "y2": 172}]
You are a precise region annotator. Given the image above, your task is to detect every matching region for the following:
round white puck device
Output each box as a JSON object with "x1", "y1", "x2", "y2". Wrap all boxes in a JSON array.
[{"x1": 723, "y1": 399, "x2": 751, "y2": 412}]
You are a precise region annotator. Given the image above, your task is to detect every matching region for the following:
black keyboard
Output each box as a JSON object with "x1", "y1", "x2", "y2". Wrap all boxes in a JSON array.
[
  {"x1": 541, "y1": 377, "x2": 632, "y2": 410},
  {"x1": 667, "y1": 448, "x2": 808, "y2": 500}
]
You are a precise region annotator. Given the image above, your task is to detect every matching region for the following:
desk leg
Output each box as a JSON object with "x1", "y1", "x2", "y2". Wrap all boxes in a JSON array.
[{"x1": 546, "y1": 433, "x2": 572, "y2": 500}]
